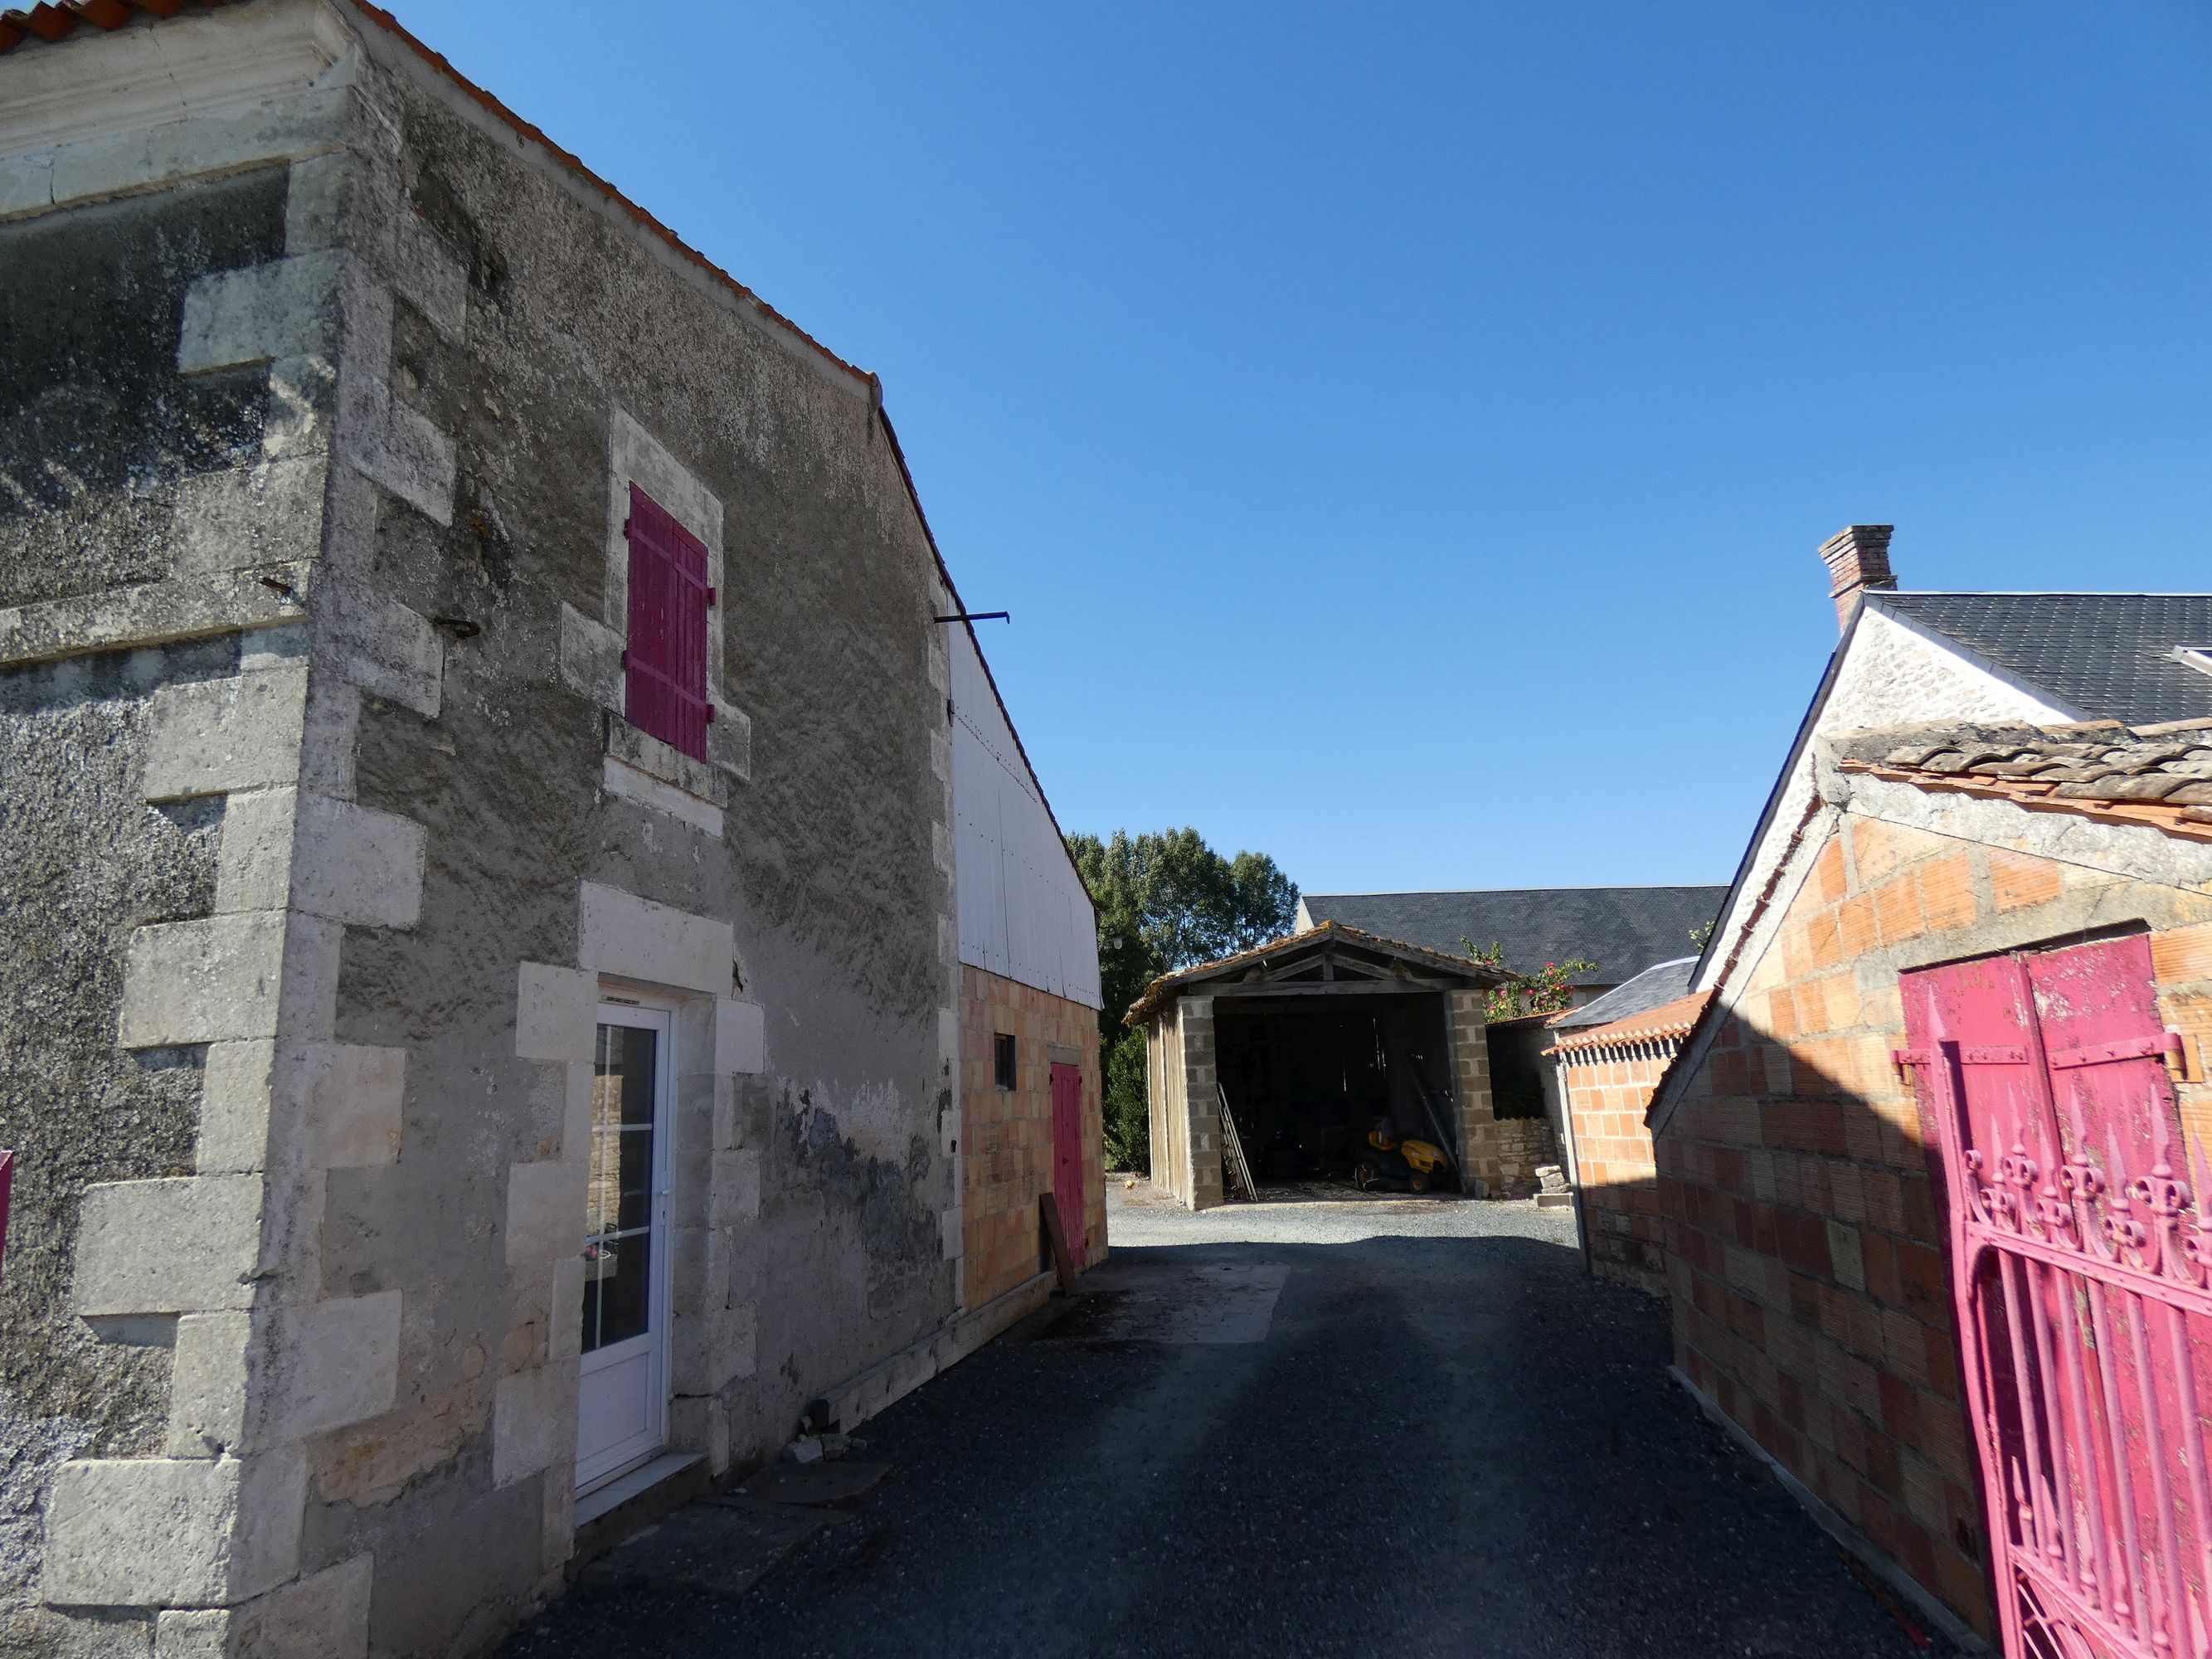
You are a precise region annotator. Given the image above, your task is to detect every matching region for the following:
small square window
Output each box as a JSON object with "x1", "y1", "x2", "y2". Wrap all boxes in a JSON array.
[{"x1": 994, "y1": 1034, "x2": 1018, "y2": 1091}]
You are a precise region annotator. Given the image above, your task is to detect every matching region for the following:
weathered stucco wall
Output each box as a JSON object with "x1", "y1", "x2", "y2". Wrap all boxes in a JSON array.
[
  {"x1": 0, "y1": 134, "x2": 333, "y2": 1650},
  {"x1": 284, "y1": 22, "x2": 960, "y2": 1655},
  {"x1": 0, "y1": 1, "x2": 1018, "y2": 1652}
]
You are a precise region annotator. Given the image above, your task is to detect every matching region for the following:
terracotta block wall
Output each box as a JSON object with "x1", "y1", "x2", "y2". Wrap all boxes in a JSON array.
[
  {"x1": 960, "y1": 964, "x2": 1105, "y2": 1307},
  {"x1": 1561, "y1": 1046, "x2": 1671, "y2": 1296},
  {"x1": 1659, "y1": 810, "x2": 2212, "y2": 1642}
]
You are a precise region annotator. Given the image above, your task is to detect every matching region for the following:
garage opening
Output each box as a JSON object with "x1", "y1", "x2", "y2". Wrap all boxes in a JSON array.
[{"x1": 1214, "y1": 992, "x2": 1460, "y2": 1190}]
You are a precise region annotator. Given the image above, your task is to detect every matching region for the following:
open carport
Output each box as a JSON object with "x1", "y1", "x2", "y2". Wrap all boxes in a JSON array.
[{"x1": 1125, "y1": 923, "x2": 1527, "y2": 1209}]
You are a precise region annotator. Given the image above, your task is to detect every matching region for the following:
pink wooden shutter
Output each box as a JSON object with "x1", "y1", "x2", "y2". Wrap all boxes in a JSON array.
[{"x1": 625, "y1": 484, "x2": 711, "y2": 761}]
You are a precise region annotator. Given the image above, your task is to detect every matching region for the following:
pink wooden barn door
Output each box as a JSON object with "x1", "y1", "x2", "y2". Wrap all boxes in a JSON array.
[
  {"x1": 1050, "y1": 1061, "x2": 1088, "y2": 1268},
  {"x1": 1903, "y1": 935, "x2": 2212, "y2": 1659}
]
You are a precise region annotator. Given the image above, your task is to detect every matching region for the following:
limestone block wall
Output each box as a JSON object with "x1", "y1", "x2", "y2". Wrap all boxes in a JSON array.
[
  {"x1": 1487, "y1": 1118, "x2": 1560, "y2": 1194},
  {"x1": 958, "y1": 965, "x2": 1104, "y2": 1308}
]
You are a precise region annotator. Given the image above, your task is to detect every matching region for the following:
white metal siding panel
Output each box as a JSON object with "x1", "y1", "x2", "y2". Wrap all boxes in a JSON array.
[{"x1": 949, "y1": 627, "x2": 1102, "y2": 1009}]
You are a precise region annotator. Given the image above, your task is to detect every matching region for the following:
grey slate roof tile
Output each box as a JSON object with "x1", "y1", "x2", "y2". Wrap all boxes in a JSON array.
[
  {"x1": 1297, "y1": 888, "x2": 1727, "y2": 986},
  {"x1": 1548, "y1": 958, "x2": 1699, "y2": 1033}
]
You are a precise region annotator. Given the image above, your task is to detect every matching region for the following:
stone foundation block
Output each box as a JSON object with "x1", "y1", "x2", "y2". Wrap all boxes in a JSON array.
[
  {"x1": 142, "y1": 669, "x2": 309, "y2": 802},
  {"x1": 118, "y1": 916, "x2": 289, "y2": 1049},
  {"x1": 45, "y1": 1452, "x2": 304, "y2": 1608},
  {"x1": 307, "y1": 1043, "x2": 406, "y2": 1168},
  {"x1": 75, "y1": 1176, "x2": 264, "y2": 1317},
  {"x1": 515, "y1": 964, "x2": 595, "y2": 1063},
  {"x1": 153, "y1": 1552, "x2": 370, "y2": 1658},
  {"x1": 504, "y1": 1159, "x2": 587, "y2": 1267},
  {"x1": 492, "y1": 1365, "x2": 573, "y2": 1489},
  {"x1": 712, "y1": 996, "x2": 765, "y2": 1074}
]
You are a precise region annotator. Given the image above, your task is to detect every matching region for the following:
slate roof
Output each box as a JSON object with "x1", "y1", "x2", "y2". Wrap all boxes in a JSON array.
[
  {"x1": 1873, "y1": 593, "x2": 2212, "y2": 727},
  {"x1": 1545, "y1": 990, "x2": 1713, "y2": 1058},
  {"x1": 1124, "y1": 922, "x2": 1505, "y2": 1025},
  {"x1": 1548, "y1": 957, "x2": 1699, "y2": 1034},
  {"x1": 1296, "y1": 888, "x2": 1728, "y2": 986},
  {"x1": 1836, "y1": 717, "x2": 2212, "y2": 846}
]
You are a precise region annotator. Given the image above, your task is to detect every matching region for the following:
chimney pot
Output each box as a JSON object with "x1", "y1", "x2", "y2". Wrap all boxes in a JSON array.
[{"x1": 1819, "y1": 524, "x2": 1896, "y2": 632}]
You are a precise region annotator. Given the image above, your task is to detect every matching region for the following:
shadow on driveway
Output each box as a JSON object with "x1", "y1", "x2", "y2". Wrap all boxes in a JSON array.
[{"x1": 502, "y1": 1220, "x2": 1935, "y2": 1659}]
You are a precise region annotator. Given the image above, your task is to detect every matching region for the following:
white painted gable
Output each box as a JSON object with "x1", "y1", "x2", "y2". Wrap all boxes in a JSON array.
[
  {"x1": 949, "y1": 627, "x2": 1102, "y2": 1010},
  {"x1": 1694, "y1": 604, "x2": 2078, "y2": 993}
]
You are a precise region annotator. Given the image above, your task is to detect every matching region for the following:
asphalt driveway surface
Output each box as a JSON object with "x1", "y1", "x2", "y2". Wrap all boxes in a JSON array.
[{"x1": 501, "y1": 1185, "x2": 1933, "y2": 1659}]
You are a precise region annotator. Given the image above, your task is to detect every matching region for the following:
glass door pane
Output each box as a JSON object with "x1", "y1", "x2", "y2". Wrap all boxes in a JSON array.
[{"x1": 582, "y1": 1022, "x2": 659, "y2": 1354}]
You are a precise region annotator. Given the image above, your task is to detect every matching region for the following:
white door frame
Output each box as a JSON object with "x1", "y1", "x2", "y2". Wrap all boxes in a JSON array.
[{"x1": 576, "y1": 995, "x2": 676, "y2": 1492}]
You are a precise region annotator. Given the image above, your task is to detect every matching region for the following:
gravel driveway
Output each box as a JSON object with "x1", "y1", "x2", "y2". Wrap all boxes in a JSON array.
[{"x1": 500, "y1": 1184, "x2": 1936, "y2": 1658}]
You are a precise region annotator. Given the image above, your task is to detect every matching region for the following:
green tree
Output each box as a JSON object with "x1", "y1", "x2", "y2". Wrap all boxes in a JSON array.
[{"x1": 1068, "y1": 828, "x2": 1299, "y2": 1171}]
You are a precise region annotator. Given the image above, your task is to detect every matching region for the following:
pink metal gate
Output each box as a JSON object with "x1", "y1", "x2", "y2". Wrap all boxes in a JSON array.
[{"x1": 1903, "y1": 936, "x2": 2212, "y2": 1659}]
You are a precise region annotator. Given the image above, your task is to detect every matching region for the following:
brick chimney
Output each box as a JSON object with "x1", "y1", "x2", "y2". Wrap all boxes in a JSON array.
[{"x1": 1818, "y1": 524, "x2": 1896, "y2": 631}]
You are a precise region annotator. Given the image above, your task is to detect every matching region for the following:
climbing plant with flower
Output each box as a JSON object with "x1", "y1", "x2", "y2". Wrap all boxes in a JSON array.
[{"x1": 1458, "y1": 938, "x2": 1599, "y2": 1022}]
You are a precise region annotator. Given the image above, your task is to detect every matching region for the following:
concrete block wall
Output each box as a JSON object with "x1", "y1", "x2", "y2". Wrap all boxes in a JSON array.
[
  {"x1": 1446, "y1": 991, "x2": 1503, "y2": 1192},
  {"x1": 1176, "y1": 998, "x2": 1224, "y2": 1210},
  {"x1": 1655, "y1": 803, "x2": 2212, "y2": 1646},
  {"x1": 958, "y1": 965, "x2": 1105, "y2": 1305}
]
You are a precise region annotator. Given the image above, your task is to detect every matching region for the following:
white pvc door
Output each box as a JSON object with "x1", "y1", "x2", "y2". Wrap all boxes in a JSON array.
[{"x1": 575, "y1": 1003, "x2": 673, "y2": 1491}]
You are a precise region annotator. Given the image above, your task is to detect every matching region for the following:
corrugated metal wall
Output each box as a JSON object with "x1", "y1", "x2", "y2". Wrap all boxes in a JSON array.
[{"x1": 949, "y1": 625, "x2": 1102, "y2": 1010}]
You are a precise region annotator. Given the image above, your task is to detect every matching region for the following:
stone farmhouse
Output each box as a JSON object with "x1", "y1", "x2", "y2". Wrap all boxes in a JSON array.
[
  {"x1": 0, "y1": 2, "x2": 1101, "y2": 1654},
  {"x1": 1557, "y1": 528, "x2": 2212, "y2": 1651}
]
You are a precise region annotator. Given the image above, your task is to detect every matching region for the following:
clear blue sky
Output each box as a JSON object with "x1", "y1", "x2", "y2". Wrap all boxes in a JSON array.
[{"x1": 386, "y1": 2, "x2": 2212, "y2": 898}]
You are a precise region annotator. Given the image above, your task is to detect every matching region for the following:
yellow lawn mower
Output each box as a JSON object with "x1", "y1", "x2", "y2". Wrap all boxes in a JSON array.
[{"x1": 1353, "y1": 1118, "x2": 1454, "y2": 1194}]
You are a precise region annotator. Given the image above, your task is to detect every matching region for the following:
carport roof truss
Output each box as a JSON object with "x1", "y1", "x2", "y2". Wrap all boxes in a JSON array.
[{"x1": 1124, "y1": 922, "x2": 1508, "y2": 1025}]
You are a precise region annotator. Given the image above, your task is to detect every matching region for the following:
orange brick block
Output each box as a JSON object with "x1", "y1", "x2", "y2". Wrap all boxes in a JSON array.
[
  {"x1": 1872, "y1": 877, "x2": 1925, "y2": 946},
  {"x1": 2154, "y1": 922, "x2": 2212, "y2": 989},
  {"x1": 1853, "y1": 819, "x2": 1903, "y2": 885},
  {"x1": 1915, "y1": 854, "x2": 1978, "y2": 933},
  {"x1": 1814, "y1": 836, "x2": 1848, "y2": 905},
  {"x1": 1806, "y1": 908, "x2": 1843, "y2": 970},
  {"x1": 1767, "y1": 987, "x2": 1801, "y2": 1039},
  {"x1": 1838, "y1": 893, "x2": 1878, "y2": 958},
  {"x1": 1987, "y1": 849, "x2": 2062, "y2": 914}
]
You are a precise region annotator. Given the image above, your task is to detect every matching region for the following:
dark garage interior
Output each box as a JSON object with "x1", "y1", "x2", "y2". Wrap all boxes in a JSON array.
[{"x1": 1213, "y1": 993, "x2": 1461, "y2": 1185}]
